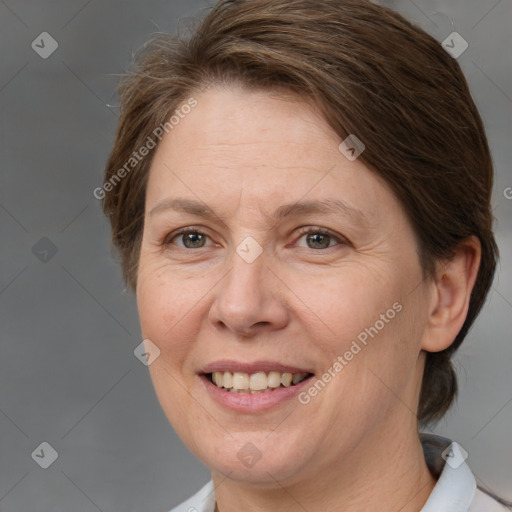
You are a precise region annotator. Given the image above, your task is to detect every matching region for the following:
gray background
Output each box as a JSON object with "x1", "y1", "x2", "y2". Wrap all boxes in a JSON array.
[{"x1": 0, "y1": 0, "x2": 510, "y2": 510}]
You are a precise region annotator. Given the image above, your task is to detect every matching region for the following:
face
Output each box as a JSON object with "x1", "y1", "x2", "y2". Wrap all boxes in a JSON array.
[{"x1": 137, "y1": 85, "x2": 433, "y2": 486}]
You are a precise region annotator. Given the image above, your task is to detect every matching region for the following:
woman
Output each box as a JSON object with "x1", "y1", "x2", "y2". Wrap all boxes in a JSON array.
[{"x1": 102, "y1": 0, "x2": 510, "y2": 510}]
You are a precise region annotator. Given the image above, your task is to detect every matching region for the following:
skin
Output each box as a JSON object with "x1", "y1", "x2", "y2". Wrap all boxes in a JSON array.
[{"x1": 136, "y1": 85, "x2": 481, "y2": 512}]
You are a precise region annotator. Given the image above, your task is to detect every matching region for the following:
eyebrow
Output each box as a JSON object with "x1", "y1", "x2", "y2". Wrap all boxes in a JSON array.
[{"x1": 149, "y1": 197, "x2": 369, "y2": 227}]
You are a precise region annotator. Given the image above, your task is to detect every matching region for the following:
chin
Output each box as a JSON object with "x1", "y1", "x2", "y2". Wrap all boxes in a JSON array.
[{"x1": 195, "y1": 431, "x2": 313, "y2": 485}]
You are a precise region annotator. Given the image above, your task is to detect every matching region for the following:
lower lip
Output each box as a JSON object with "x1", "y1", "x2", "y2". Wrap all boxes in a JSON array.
[{"x1": 199, "y1": 374, "x2": 314, "y2": 412}]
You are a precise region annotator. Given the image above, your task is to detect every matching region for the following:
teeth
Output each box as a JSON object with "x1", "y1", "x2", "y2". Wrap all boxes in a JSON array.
[
  {"x1": 209, "y1": 371, "x2": 310, "y2": 392},
  {"x1": 232, "y1": 372, "x2": 249, "y2": 390},
  {"x1": 292, "y1": 373, "x2": 304, "y2": 384},
  {"x1": 223, "y1": 371, "x2": 233, "y2": 389},
  {"x1": 213, "y1": 371, "x2": 223, "y2": 387},
  {"x1": 249, "y1": 372, "x2": 268, "y2": 391},
  {"x1": 281, "y1": 372, "x2": 293, "y2": 387},
  {"x1": 267, "y1": 371, "x2": 282, "y2": 388}
]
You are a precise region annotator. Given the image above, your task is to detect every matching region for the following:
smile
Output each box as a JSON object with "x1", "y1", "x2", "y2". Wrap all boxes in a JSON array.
[
  {"x1": 199, "y1": 360, "x2": 315, "y2": 411},
  {"x1": 208, "y1": 371, "x2": 312, "y2": 393}
]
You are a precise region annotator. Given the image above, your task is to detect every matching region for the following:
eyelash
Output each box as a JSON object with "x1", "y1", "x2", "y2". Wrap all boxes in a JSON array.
[
  {"x1": 294, "y1": 226, "x2": 346, "y2": 249},
  {"x1": 163, "y1": 226, "x2": 348, "y2": 250}
]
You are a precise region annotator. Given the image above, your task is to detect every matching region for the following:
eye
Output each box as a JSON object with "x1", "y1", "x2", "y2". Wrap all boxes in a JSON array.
[
  {"x1": 164, "y1": 228, "x2": 213, "y2": 249},
  {"x1": 294, "y1": 227, "x2": 347, "y2": 250},
  {"x1": 162, "y1": 226, "x2": 348, "y2": 251}
]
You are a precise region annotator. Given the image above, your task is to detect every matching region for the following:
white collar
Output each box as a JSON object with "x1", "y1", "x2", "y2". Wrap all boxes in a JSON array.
[
  {"x1": 170, "y1": 434, "x2": 477, "y2": 512},
  {"x1": 420, "y1": 434, "x2": 476, "y2": 511}
]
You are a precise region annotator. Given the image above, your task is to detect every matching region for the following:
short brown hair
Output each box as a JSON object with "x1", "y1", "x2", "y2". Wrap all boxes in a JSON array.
[{"x1": 102, "y1": 0, "x2": 498, "y2": 424}]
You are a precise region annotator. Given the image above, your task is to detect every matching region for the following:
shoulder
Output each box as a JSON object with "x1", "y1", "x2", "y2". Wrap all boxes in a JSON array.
[
  {"x1": 471, "y1": 488, "x2": 512, "y2": 512},
  {"x1": 168, "y1": 480, "x2": 215, "y2": 512}
]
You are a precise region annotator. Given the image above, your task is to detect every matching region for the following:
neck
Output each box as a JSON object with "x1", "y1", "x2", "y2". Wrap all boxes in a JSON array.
[{"x1": 213, "y1": 423, "x2": 436, "y2": 512}]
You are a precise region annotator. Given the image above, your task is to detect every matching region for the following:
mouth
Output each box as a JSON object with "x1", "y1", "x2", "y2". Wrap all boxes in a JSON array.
[
  {"x1": 205, "y1": 370, "x2": 313, "y2": 394},
  {"x1": 198, "y1": 360, "x2": 315, "y2": 411}
]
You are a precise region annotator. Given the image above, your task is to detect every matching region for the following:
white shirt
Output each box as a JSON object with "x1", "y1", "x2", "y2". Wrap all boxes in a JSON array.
[{"x1": 169, "y1": 434, "x2": 509, "y2": 512}]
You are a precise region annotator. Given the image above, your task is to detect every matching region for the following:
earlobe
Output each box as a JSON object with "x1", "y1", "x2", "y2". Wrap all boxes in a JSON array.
[{"x1": 421, "y1": 236, "x2": 482, "y2": 353}]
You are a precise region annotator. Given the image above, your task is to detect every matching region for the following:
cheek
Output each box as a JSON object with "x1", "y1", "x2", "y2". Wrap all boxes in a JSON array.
[
  {"x1": 334, "y1": 291, "x2": 427, "y2": 421},
  {"x1": 136, "y1": 267, "x2": 205, "y2": 432},
  {"x1": 136, "y1": 262, "x2": 203, "y2": 368},
  {"x1": 137, "y1": 270, "x2": 171, "y2": 340},
  {"x1": 296, "y1": 266, "x2": 405, "y2": 356},
  {"x1": 299, "y1": 264, "x2": 424, "y2": 409}
]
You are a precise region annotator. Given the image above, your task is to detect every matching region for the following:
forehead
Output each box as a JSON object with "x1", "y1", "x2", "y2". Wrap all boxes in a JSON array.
[
  {"x1": 153, "y1": 85, "x2": 339, "y2": 165},
  {"x1": 145, "y1": 86, "x2": 394, "y2": 225}
]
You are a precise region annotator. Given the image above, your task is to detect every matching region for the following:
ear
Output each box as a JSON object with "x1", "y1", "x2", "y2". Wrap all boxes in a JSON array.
[{"x1": 421, "y1": 236, "x2": 482, "y2": 353}]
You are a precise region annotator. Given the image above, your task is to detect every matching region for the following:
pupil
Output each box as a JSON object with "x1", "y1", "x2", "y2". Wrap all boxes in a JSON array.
[
  {"x1": 185, "y1": 233, "x2": 205, "y2": 248},
  {"x1": 307, "y1": 233, "x2": 329, "y2": 249}
]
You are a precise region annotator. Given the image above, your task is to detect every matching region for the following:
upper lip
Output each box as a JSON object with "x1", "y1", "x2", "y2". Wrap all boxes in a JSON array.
[{"x1": 200, "y1": 360, "x2": 314, "y2": 375}]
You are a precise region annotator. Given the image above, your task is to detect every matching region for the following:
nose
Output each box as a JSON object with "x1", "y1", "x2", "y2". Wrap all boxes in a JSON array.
[{"x1": 208, "y1": 250, "x2": 289, "y2": 338}]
